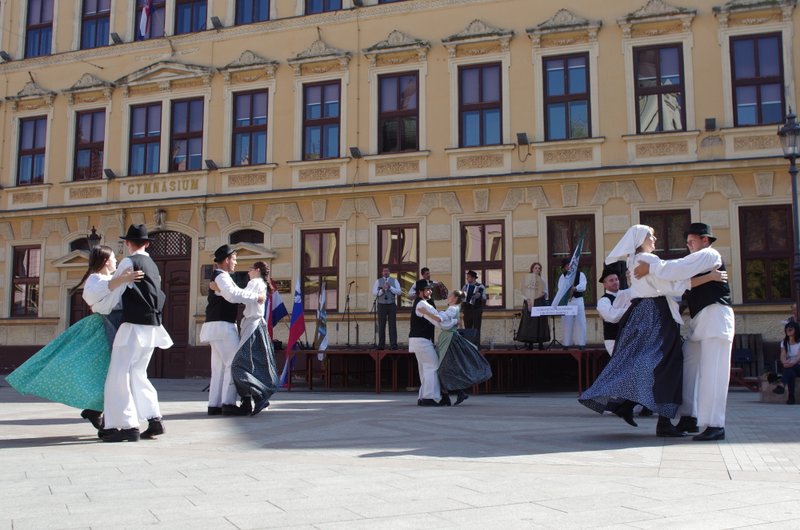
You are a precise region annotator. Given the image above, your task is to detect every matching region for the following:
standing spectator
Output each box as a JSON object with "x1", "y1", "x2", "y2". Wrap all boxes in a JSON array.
[
  {"x1": 462, "y1": 270, "x2": 486, "y2": 347},
  {"x1": 517, "y1": 262, "x2": 550, "y2": 349},
  {"x1": 555, "y1": 258, "x2": 587, "y2": 348},
  {"x1": 100, "y1": 225, "x2": 172, "y2": 442},
  {"x1": 372, "y1": 267, "x2": 401, "y2": 350}
]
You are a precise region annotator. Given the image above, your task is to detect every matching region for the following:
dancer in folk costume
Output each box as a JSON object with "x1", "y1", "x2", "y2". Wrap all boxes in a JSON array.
[
  {"x1": 7, "y1": 245, "x2": 142, "y2": 430},
  {"x1": 408, "y1": 279, "x2": 447, "y2": 406}
]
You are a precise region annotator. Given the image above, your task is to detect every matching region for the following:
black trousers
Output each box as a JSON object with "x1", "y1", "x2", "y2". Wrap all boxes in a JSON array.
[
  {"x1": 377, "y1": 303, "x2": 397, "y2": 349},
  {"x1": 462, "y1": 304, "x2": 482, "y2": 346}
]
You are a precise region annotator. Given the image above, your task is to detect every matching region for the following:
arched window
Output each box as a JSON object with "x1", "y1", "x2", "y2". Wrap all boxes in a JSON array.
[
  {"x1": 70, "y1": 238, "x2": 90, "y2": 252},
  {"x1": 230, "y1": 229, "x2": 264, "y2": 244}
]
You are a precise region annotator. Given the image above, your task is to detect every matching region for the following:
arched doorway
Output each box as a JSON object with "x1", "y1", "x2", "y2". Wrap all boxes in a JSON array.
[{"x1": 148, "y1": 230, "x2": 192, "y2": 378}]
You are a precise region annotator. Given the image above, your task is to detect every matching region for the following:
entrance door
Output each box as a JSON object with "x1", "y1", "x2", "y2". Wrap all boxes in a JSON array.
[{"x1": 147, "y1": 231, "x2": 192, "y2": 378}]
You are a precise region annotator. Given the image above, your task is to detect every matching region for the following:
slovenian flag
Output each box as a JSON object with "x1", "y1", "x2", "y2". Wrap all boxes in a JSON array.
[
  {"x1": 139, "y1": 0, "x2": 153, "y2": 39},
  {"x1": 552, "y1": 232, "x2": 585, "y2": 307},
  {"x1": 266, "y1": 277, "x2": 288, "y2": 338},
  {"x1": 279, "y1": 279, "x2": 305, "y2": 386}
]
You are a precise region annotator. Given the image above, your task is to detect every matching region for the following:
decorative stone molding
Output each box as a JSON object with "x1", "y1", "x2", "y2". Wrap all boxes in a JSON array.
[
  {"x1": 6, "y1": 81, "x2": 56, "y2": 111},
  {"x1": 733, "y1": 135, "x2": 780, "y2": 151},
  {"x1": 67, "y1": 186, "x2": 103, "y2": 201},
  {"x1": 287, "y1": 39, "x2": 351, "y2": 76},
  {"x1": 21, "y1": 220, "x2": 33, "y2": 239},
  {"x1": 62, "y1": 73, "x2": 114, "y2": 105},
  {"x1": 655, "y1": 178, "x2": 674, "y2": 202},
  {"x1": 177, "y1": 210, "x2": 194, "y2": 225},
  {"x1": 219, "y1": 50, "x2": 279, "y2": 84},
  {"x1": 363, "y1": 30, "x2": 430, "y2": 66},
  {"x1": 623, "y1": 131, "x2": 699, "y2": 163},
  {"x1": 130, "y1": 212, "x2": 146, "y2": 226},
  {"x1": 38, "y1": 218, "x2": 70, "y2": 239},
  {"x1": 754, "y1": 171, "x2": 774, "y2": 197},
  {"x1": 11, "y1": 190, "x2": 44, "y2": 205},
  {"x1": 288, "y1": 159, "x2": 347, "y2": 188},
  {"x1": 446, "y1": 145, "x2": 514, "y2": 177},
  {"x1": 298, "y1": 166, "x2": 340, "y2": 182},
  {"x1": 618, "y1": 0, "x2": 696, "y2": 38},
  {"x1": 415, "y1": 192, "x2": 464, "y2": 216},
  {"x1": 720, "y1": 126, "x2": 782, "y2": 158},
  {"x1": 442, "y1": 19, "x2": 513, "y2": 58},
  {"x1": 526, "y1": 9, "x2": 602, "y2": 48},
  {"x1": 456, "y1": 154, "x2": 504, "y2": 170},
  {"x1": 687, "y1": 174, "x2": 743, "y2": 200},
  {"x1": 206, "y1": 207, "x2": 230, "y2": 230},
  {"x1": 239, "y1": 204, "x2": 253, "y2": 226},
  {"x1": 636, "y1": 141, "x2": 689, "y2": 158},
  {"x1": 375, "y1": 160, "x2": 419, "y2": 176},
  {"x1": 532, "y1": 138, "x2": 605, "y2": 169},
  {"x1": 336, "y1": 198, "x2": 380, "y2": 220},
  {"x1": 263, "y1": 203, "x2": 303, "y2": 227},
  {"x1": 115, "y1": 60, "x2": 214, "y2": 96},
  {"x1": 312, "y1": 200, "x2": 327, "y2": 222},
  {"x1": 713, "y1": 0, "x2": 795, "y2": 29},
  {"x1": 228, "y1": 173, "x2": 267, "y2": 188},
  {"x1": 590, "y1": 181, "x2": 645, "y2": 205},
  {"x1": 543, "y1": 148, "x2": 593, "y2": 164},
  {"x1": 474, "y1": 189, "x2": 489, "y2": 213},
  {"x1": 0, "y1": 222, "x2": 14, "y2": 241},
  {"x1": 500, "y1": 187, "x2": 550, "y2": 211},
  {"x1": 390, "y1": 194, "x2": 405, "y2": 217},
  {"x1": 561, "y1": 184, "x2": 579, "y2": 208}
]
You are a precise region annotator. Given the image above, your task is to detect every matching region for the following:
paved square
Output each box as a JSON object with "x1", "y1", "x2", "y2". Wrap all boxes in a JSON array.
[{"x1": 2, "y1": 379, "x2": 799, "y2": 529}]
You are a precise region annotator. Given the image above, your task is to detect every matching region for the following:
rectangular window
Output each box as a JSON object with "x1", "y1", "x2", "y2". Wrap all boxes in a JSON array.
[
  {"x1": 170, "y1": 98, "x2": 204, "y2": 172},
  {"x1": 459, "y1": 63, "x2": 502, "y2": 147},
  {"x1": 81, "y1": 0, "x2": 111, "y2": 50},
  {"x1": 11, "y1": 246, "x2": 41, "y2": 317},
  {"x1": 544, "y1": 53, "x2": 590, "y2": 140},
  {"x1": 639, "y1": 210, "x2": 691, "y2": 261},
  {"x1": 232, "y1": 90, "x2": 268, "y2": 166},
  {"x1": 461, "y1": 221, "x2": 504, "y2": 308},
  {"x1": 731, "y1": 33, "x2": 784, "y2": 126},
  {"x1": 634, "y1": 44, "x2": 686, "y2": 134},
  {"x1": 175, "y1": 0, "x2": 207, "y2": 35},
  {"x1": 235, "y1": 0, "x2": 269, "y2": 24},
  {"x1": 17, "y1": 116, "x2": 47, "y2": 186},
  {"x1": 136, "y1": 0, "x2": 166, "y2": 40},
  {"x1": 303, "y1": 81, "x2": 340, "y2": 160},
  {"x1": 74, "y1": 110, "x2": 106, "y2": 181},
  {"x1": 305, "y1": 0, "x2": 341, "y2": 14},
  {"x1": 129, "y1": 103, "x2": 162, "y2": 176},
  {"x1": 547, "y1": 215, "x2": 596, "y2": 306},
  {"x1": 378, "y1": 224, "x2": 419, "y2": 308},
  {"x1": 740, "y1": 205, "x2": 792, "y2": 302},
  {"x1": 25, "y1": 0, "x2": 54, "y2": 57},
  {"x1": 378, "y1": 72, "x2": 418, "y2": 153},
  {"x1": 302, "y1": 230, "x2": 339, "y2": 312}
]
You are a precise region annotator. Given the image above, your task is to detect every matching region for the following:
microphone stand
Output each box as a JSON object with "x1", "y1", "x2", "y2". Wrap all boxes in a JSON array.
[{"x1": 342, "y1": 281, "x2": 354, "y2": 346}]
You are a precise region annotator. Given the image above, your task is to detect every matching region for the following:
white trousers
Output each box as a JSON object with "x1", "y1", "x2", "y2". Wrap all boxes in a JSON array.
[
  {"x1": 678, "y1": 336, "x2": 732, "y2": 428},
  {"x1": 104, "y1": 338, "x2": 160, "y2": 430},
  {"x1": 208, "y1": 330, "x2": 240, "y2": 407},
  {"x1": 409, "y1": 337, "x2": 441, "y2": 400},
  {"x1": 561, "y1": 300, "x2": 586, "y2": 346}
]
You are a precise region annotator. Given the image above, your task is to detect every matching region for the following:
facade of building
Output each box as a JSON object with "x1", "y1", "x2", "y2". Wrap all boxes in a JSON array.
[{"x1": 0, "y1": 0, "x2": 796, "y2": 376}]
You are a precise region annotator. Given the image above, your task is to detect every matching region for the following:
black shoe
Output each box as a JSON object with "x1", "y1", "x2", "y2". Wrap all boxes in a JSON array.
[
  {"x1": 656, "y1": 417, "x2": 686, "y2": 437},
  {"x1": 693, "y1": 427, "x2": 725, "y2": 441},
  {"x1": 418, "y1": 399, "x2": 439, "y2": 407},
  {"x1": 439, "y1": 394, "x2": 452, "y2": 406},
  {"x1": 774, "y1": 385, "x2": 786, "y2": 395},
  {"x1": 377, "y1": 345, "x2": 386, "y2": 350},
  {"x1": 140, "y1": 418, "x2": 164, "y2": 439},
  {"x1": 100, "y1": 428, "x2": 140, "y2": 443},
  {"x1": 675, "y1": 416, "x2": 699, "y2": 434},
  {"x1": 251, "y1": 397, "x2": 270, "y2": 416},
  {"x1": 613, "y1": 401, "x2": 638, "y2": 427},
  {"x1": 81, "y1": 409, "x2": 104, "y2": 430},
  {"x1": 788, "y1": 396, "x2": 796, "y2": 405},
  {"x1": 222, "y1": 404, "x2": 248, "y2": 416},
  {"x1": 208, "y1": 406, "x2": 222, "y2": 416},
  {"x1": 390, "y1": 345, "x2": 399, "y2": 350},
  {"x1": 239, "y1": 397, "x2": 253, "y2": 415},
  {"x1": 638, "y1": 407, "x2": 653, "y2": 417},
  {"x1": 454, "y1": 390, "x2": 469, "y2": 406}
]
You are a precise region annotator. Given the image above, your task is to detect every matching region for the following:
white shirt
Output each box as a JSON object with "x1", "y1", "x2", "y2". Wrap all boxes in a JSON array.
[
  {"x1": 628, "y1": 253, "x2": 687, "y2": 324},
  {"x1": 82, "y1": 272, "x2": 125, "y2": 315},
  {"x1": 242, "y1": 278, "x2": 267, "y2": 320},
  {"x1": 372, "y1": 276, "x2": 401, "y2": 304},
  {"x1": 552, "y1": 272, "x2": 587, "y2": 307},
  {"x1": 596, "y1": 288, "x2": 631, "y2": 325},
  {"x1": 434, "y1": 305, "x2": 460, "y2": 331}
]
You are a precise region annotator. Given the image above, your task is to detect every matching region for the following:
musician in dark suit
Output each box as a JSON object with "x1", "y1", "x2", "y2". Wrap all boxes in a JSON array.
[{"x1": 461, "y1": 270, "x2": 486, "y2": 347}]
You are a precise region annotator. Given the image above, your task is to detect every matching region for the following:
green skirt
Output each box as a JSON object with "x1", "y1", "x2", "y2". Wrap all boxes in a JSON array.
[{"x1": 6, "y1": 313, "x2": 112, "y2": 411}]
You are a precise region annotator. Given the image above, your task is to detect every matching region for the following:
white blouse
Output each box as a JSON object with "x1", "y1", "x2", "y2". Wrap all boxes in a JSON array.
[
  {"x1": 629, "y1": 253, "x2": 688, "y2": 325},
  {"x1": 82, "y1": 272, "x2": 123, "y2": 315}
]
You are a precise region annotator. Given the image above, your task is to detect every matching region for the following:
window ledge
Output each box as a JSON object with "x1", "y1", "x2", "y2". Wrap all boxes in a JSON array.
[
  {"x1": 621, "y1": 130, "x2": 700, "y2": 141},
  {"x1": 4, "y1": 182, "x2": 53, "y2": 191},
  {"x1": 718, "y1": 125, "x2": 781, "y2": 157},
  {"x1": 218, "y1": 163, "x2": 279, "y2": 174},
  {"x1": 532, "y1": 136, "x2": 606, "y2": 147},
  {"x1": 286, "y1": 157, "x2": 350, "y2": 168},
  {"x1": 444, "y1": 144, "x2": 516, "y2": 154},
  {"x1": 363, "y1": 150, "x2": 431, "y2": 162}
]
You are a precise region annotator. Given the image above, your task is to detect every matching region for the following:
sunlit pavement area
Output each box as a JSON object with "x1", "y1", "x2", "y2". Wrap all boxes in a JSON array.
[{"x1": 2, "y1": 378, "x2": 799, "y2": 529}]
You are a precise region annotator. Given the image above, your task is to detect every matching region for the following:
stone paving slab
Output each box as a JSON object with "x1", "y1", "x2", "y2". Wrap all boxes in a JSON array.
[{"x1": 1, "y1": 378, "x2": 799, "y2": 529}]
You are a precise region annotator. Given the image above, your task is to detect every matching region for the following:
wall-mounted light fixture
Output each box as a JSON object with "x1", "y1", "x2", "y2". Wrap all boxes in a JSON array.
[
  {"x1": 87, "y1": 226, "x2": 102, "y2": 249},
  {"x1": 210, "y1": 16, "x2": 224, "y2": 30},
  {"x1": 205, "y1": 159, "x2": 218, "y2": 170},
  {"x1": 103, "y1": 168, "x2": 117, "y2": 179},
  {"x1": 0, "y1": 50, "x2": 12, "y2": 62},
  {"x1": 110, "y1": 32, "x2": 123, "y2": 45},
  {"x1": 349, "y1": 147, "x2": 363, "y2": 159},
  {"x1": 705, "y1": 118, "x2": 717, "y2": 132}
]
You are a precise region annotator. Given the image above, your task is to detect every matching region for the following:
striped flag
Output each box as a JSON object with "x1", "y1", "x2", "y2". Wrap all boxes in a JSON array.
[
  {"x1": 552, "y1": 233, "x2": 585, "y2": 307},
  {"x1": 138, "y1": 0, "x2": 153, "y2": 39},
  {"x1": 279, "y1": 279, "x2": 305, "y2": 386},
  {"x1": 313, "y1": 283, "x2": 328, "y2": 360},
  {"x1": 266, "y1": 277, "x2": 288, "y2": 338}
]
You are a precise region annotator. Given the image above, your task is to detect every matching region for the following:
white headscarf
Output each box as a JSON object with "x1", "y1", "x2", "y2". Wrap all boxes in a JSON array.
[{"x1": 605, "y1": 225, "x2": 652, "y2": 269}]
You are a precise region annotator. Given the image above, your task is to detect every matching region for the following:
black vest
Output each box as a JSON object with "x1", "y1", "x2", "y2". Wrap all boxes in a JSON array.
[
  {"x1": 687, "y1": 262, "x2": 732, "y2": 318},
  {"x1": 409, "y1": 298, "x2": 435, "y2": 340},
  {"x1": 205, "y1": 269, "x2": 239, "y2": 323},
  {"x1": 601, "y1": 292, "x2": 619, "y2": 340},
  {"x1": 121, "y1": 254, "x2": 166, "y2": 326},
  {"x1": 572, "y1": 272, "x2": 584, "y2": 298}
]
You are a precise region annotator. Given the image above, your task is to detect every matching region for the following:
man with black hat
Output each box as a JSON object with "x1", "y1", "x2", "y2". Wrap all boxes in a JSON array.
[
  {"x1": 596, "y1": 265, "x2": 631, "y2": 356},
  {"x1": 101, "y1": 224, "x2": 173, "y2": 442},
  {"x1": 462, "y1": 270, "x2": 486, "y2": 347},
  {"x1": 408, "y1": 279, "x2": 445, "y2": 406},
  {"x1": 555, "y1": 258, "x2": 587, "y2": 348},
  {"x1": 199, "y1": 244, "x2": 266, "y2": 416},
  {"x1": 634, "y1": 222, "x2": 734, "y2": 442}
]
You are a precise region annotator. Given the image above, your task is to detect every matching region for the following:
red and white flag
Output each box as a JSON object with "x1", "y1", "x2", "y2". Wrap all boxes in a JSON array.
[{"x1": 139, "y1": 0, "x2": 154, "y2": 39}]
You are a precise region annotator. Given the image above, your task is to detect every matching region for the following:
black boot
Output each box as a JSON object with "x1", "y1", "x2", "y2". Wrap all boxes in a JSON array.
[
  {"x1": 439, "y1": 393, "x2": 452, "y2": 406},
  {"x1": 656, "y1": 416, "x2": 685, "y2": 437},
  {"x1": 100, "y1": 428, "x2": 140, "y2": 443},
  {"x1": 454, "y1": 390, "x2": 469, "y2": 406},
  {"x1": 239, "y1": 397, "x2": 253, "y2": 415},
  {"x1": 140, "y1": 417, "x2": 165, "y2": 439},
  {"x1": 674, "y1": 416, "x2": 699, "y2": 434},
  {"x1": 81, "y1": 409, "x2": 104, "y2": 430},
  {"x1": 613, "y1": 400, "x2": 637, "y2": 427}
]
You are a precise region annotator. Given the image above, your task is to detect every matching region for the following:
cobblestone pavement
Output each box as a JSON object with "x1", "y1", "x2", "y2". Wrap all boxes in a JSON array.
[{"x1": 1, "y1": 378, "x2": 799, "y2": 529}]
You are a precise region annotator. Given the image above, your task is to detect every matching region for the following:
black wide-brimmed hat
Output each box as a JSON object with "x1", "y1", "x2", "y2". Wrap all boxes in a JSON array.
[
  {"x1": 599, "y1": 265, "x2": 619, "y2": 283},
  {"x1": 465, "y1": 270, "x2": 478, "y2": 279},
  {"x1": 213, "y1": 244, "x2": 236, "y2": 263},
  {"x1": 120, "y1": 224, "x2": 149, "y2": 241},
  {"x1": 684, "y1": 222, "x2": 717, "y2": 243},
  {"x1": 414, "y1": 279, "x2": 433, "y2": 292}
]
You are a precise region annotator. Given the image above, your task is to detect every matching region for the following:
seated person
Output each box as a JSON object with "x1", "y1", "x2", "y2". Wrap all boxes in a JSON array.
[{"x1": 775, "y1": 320, "x2": 800, "y2": 404}]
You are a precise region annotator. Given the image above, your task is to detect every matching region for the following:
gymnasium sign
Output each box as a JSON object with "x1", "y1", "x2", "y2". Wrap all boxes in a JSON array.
[{"x1": 121, "y1": 176, "x2": 206, "y2": 200}]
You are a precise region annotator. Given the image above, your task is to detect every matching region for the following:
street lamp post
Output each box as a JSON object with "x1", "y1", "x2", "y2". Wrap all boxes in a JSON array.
[
  {"x1": 87, "y1": 226, "x2": 102, "y2": 249},
  {"x1": 778, "y1": 110, "x2": 800, "y2": 319}
]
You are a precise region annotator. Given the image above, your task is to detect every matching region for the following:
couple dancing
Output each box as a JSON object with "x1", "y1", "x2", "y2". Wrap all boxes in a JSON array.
[
  {"x1": 200, "y1": 245, "x2": 278, "y2": 417},
  {"x1": 579, "y1": 223, "x2": 733, "y2": 441},
  {"x1": 408, "y1": 279, "x2": 492, "y2": 406}
]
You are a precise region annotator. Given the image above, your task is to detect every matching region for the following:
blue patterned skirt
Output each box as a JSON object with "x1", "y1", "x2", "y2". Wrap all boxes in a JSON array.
[
  {"x1": 231, "y1": 319, "x2": 279, "y2": 403},
  {"x1": 6, "y1": 313, "x2": 116, "y2": 411},
  {"x1": 579, "y1": 297, "x2": 683, "y2": 418}
]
